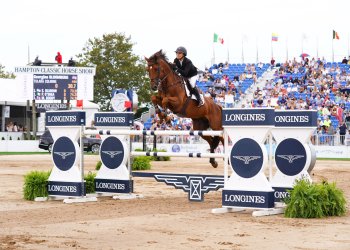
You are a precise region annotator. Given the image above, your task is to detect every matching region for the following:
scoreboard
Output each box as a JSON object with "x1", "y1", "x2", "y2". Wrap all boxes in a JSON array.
[{"x1": 33, "y1": 74, "x2": 77, "y2": 100}]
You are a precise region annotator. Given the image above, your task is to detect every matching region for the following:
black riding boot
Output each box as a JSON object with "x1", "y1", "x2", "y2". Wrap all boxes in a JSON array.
[{"x1": 192, "y1": 87, "x2": 204, "y2": 107}]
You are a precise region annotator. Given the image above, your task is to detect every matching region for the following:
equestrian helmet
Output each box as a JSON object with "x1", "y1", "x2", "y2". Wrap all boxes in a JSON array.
[{"x1": 175, "y1": 46, "x2": 187, "y2": 56}]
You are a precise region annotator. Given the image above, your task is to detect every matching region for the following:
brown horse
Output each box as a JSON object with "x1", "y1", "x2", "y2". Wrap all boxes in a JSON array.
[{"x1": 145, "y1": 50, "x2": 224, "y2": 168}]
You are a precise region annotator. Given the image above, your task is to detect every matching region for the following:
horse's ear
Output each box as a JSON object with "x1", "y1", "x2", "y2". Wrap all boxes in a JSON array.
[{"x1": 144, "y1": 56, "x2": 149, "y2": 61}]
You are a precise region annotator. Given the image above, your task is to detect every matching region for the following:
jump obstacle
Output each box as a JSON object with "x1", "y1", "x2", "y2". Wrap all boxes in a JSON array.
[{"x1": 43, "y1": 108, "x2": 317, "y2": 216}]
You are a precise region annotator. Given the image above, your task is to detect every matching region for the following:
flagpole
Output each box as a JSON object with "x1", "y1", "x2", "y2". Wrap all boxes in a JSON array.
[
  {"x1": 256, "y1": 36, "x2": 259, "y2": 63},
  {"x1": 348, "y1": 33, "x2": 350, "y2": 58},
  {"x1": 332, "y1": 36, "x2": 334, "y2": 63},
  {"x1": 286, "y1": 36, "x2": 288, "y2": 61},
  {"x1": 301, "y1": 34, "x2": 304, "y2": 54},
  {"x1": 316, "y1": 35, "x2": 319, "y2": 59},
  {"x1": 227, "y1": 37, "x2": 230, "y2": 62},
  {"x1": 271, "y1": 39, "x2": 273, "y2": 59},
  {"x1": 241, "y1": 36, "x2": 244, "y2": 63},
  {"x1": 27, "y1": 44, "x2": 30, "y2": 64},
  {"x1": 212, "y1": 43, "x2": 215, "y2": 65}
]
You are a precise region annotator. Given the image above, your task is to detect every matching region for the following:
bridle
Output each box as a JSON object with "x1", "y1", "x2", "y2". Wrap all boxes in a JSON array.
[{"x1": 148, "y1": 60, "x2": 184, "y2": 92}]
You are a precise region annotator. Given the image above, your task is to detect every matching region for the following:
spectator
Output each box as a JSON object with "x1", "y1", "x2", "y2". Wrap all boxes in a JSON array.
[
  {"x1": 327, "y1": 122, "x2": 335, "y2": 145},
  {"x1": 33, "y1": 56, "x2": 42, "y2": 66},
  {"x1": 6, "y1": 121, "x2": 14, "y2": 132},
  {"x1": 341, "y1": 57, "x2": 348, "y2": 64},
  {"x1": 224, "y1": 90, "x2": 234, "y2": 108},
  {"x1": 55, "y1": 52, "x2": 62, "y2": 64},
  {"x1": 68, "y1": 57, "x2": 76, "y2": 67},
  {"x1": 339, "y1": 121, "x2": 347, "y2": 145},
  {"x1": 13, "y1": 122, "x2": 18, "y2": 132},
  {"x1": 271, "y1": 57, "x2": 275, "y2": 68}
]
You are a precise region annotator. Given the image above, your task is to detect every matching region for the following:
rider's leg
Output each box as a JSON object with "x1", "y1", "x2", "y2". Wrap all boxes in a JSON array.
[{"x1": 189, "y1": 76, "x2": 204, "y2": 107}]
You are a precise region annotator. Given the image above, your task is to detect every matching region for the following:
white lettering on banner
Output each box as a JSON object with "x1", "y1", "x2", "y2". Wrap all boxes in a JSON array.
[
  {"x1": 274, "y1": 191, "x2": 290, "y2": 199},
  {"x1": 224, "y1": 194, "x2": 265, "y2": 204},
  {"x1": 275, "y1": 115, "x2": 309, "y2": 123},
  {"x1": 48, "y1": 185, "x2": 77, "y2": 193},
  {"x1": 225, "y1": 113, "x2": 266, "y2": 122},
  {"x1": 96, "y1": 182, "x2": 126, "y2": 190},
  {"x1": 48, "y1": 115, "x2": 77, "y2": 123},
  {"x1": 96, "y1": 117, "x2": 126, "y2": 124}
]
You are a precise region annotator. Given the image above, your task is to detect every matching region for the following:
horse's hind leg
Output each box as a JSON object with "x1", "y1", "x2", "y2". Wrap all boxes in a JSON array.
[{"x1": 193, "y1": 119, "x2": 219, "y2": 168}]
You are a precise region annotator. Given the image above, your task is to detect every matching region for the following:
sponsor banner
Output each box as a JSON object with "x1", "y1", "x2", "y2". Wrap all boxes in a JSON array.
[
  {"x1": 315, "y1": 146, "x2": 350, "y2": 158},
  {"x1": 46, "y1": 111, "x2": 86, "y2": 126},
  {"x1": 222, "y1": 190, "x2": 274, "y2": 208},
  {"x1": 48, "y1": 181, "x2": 84, "y2": 197},
  {"x1": 52, "y1": 136, "x2": 76, "y2": 171},
  {"x1": 273, "y1": 187, "x2": 292, "y2": 202},
  {"x1": 275, "y1": 110, "x2": 317, "y2": 127},
  {"x1": 230, "y1": 138, "x2": 264, "y2": 178},
  {"x1": 100, "y1": 136, "x2": 125, "y2": 169},
  {"x1": 95, "y1": 179, "x2": 133, "y2": 193},
  {"x1": 132, "y1": 172, "x2": 224, "y2": 202},
  {"x1": 94, "y1": 112, "x2": 133, "y2": 127},
  {"x1": 275, "y1": 138, "x2": 307, "y2": 176},
  {"x1": 36, "y1": 103, "x2": 68, "y2": 112},
  {"x1": 222, "y1": 108, "x2": 275, "y2": 126},
  {"x1": 14, "y1": 66, "x2": 95, "y2": 75}
]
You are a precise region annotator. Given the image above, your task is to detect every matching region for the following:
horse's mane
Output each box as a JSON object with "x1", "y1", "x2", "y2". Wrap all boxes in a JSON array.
[{"x1": 149, "y1": 50, "x2": 171, "y2": 67}]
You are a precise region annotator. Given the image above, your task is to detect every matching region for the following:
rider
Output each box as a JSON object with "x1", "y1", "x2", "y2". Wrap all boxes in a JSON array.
[{"x1": 173, "y1": 46, "x2": 204, "y2": 107}]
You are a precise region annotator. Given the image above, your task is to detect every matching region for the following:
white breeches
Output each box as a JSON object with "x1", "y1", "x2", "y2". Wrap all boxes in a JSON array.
[{"x1": 189, "y1": 75, "x2": 198, "y2": 88}]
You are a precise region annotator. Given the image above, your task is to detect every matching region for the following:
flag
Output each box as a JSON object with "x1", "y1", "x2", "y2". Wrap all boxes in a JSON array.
[
  {"x1": 213, "y1": 33, "x2": 224, "y2": 44},
  {"x1": 272, "y1": 33, "x2": 278, "y2": 41},
  {"x1": 333, "y1": 30, "x2": 339, "y2": 40},
  {"x1": 76, "y1": 100, "x2": 83, "y2": 109},
  {"x1": 124, "y1": 100, "x2": 132, "y2": 108}
]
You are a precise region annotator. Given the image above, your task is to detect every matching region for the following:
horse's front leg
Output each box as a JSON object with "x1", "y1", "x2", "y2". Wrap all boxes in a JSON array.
[{"x1": 151, "y1": 95, "x2": 162, "y2": 107}]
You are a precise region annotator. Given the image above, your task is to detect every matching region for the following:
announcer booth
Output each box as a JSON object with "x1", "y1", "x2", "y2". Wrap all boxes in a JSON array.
[
  {"x1": 92, "y1": 112, "x2": 135, "y2": 198},
  {"x1": 212, "y1": 108, "x2": 283, "y2": 216},
  {"x1": 271, "y1": 110, "x2": 317, "y2": 202}
]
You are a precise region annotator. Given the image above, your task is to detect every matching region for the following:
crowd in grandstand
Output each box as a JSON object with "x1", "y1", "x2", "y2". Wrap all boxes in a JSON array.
[{"x1": 141, "y1": 55, "x2": 350, "y2": 146}]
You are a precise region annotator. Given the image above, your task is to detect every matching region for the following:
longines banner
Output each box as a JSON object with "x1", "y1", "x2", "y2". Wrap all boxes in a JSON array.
[
  {"x1": 45, "y1": 111, "x2": 86, "y2": 126},
  {"x1": 12, "y1": 66, "x2": 95, "y2": 101},
  {"x1": 94, "y1": 112, "x2": 134, "y2": 127},
  {"x1": 222, "y1": 108, "x2": 275, "y2": 126},
  {"x1": 274, "y1": 110, "x2": 317, "y2": 127}
]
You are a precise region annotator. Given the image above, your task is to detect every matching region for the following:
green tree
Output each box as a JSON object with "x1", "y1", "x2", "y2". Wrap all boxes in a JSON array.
[
  {"x1": 76, "y1": 32, "x2": 151, "y2": 110},
  {"x1": 0, "y1": 64, "x2": 15, "y2": 79}
]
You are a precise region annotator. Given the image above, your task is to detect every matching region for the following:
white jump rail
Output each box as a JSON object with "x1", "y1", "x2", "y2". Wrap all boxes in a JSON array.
[
  {"x1": 84, "y1": 129, "x2": 223, "y2": 137},
  {"x1": 131, "y1": 151, "x2": 224, "y2": 158}
]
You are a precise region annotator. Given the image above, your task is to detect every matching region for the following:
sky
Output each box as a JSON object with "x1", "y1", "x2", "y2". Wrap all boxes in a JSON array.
[{"x1": 1, "y1": 0, "x2": 350, "y2": 72}]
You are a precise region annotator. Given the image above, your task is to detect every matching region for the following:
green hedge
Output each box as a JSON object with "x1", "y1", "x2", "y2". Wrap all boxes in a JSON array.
[
  {"x1": 23, "y1": 171, "x2": 51, "y2": 200},
  {"x1": 23, "y1": 170, "x2": 97, "y2": 200},
  {"x1": 284, "y1": 179, "x2": 347, "y2": 218},
  {"x1": 84, "y1": 172, "x2": 96, "y2": 194}
]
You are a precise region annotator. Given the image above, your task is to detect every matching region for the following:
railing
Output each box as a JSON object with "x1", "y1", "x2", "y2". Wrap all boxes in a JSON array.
[{"x1": 311, "y1": 134, "x2": 350, "y2": 146}]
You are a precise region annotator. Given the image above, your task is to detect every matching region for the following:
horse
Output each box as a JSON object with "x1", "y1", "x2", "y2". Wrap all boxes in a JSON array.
[{"x1": 145, "y1": 50, "x2": 224, "y2": 168}]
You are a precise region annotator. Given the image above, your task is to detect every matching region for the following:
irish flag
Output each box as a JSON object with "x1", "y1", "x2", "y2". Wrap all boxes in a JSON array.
[{"x1": 213, "y1": 33, "x2": 224, "y2": 44}]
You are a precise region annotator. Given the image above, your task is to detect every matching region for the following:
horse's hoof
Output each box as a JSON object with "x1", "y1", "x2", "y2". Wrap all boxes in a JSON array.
[{"x1": 210, "y1": 161, "x2": 218, "y2": 168}]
